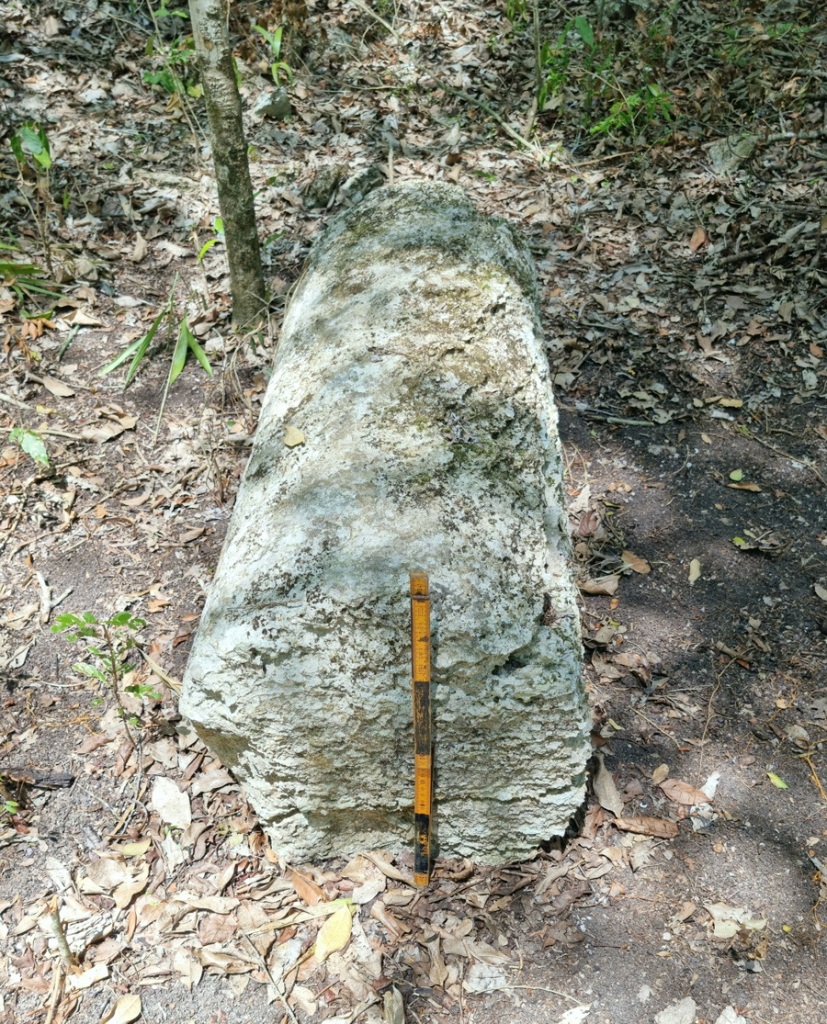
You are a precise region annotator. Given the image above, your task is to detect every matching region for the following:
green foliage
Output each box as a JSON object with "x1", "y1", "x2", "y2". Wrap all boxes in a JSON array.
[
  {"x1": 100, "y1": 299, "x2": 173, "y2": 387},
  {"x1": 253, "y1": 24, "x2": 294, "y2": 85},
  {"x1": 197, "y1": 217, "x2": 224, "y2": 263},
  {"x1": 153, "y1": 1, "x2": 188, "y2": 18},
  {"x1": 531, "y1": 10, "x2": 675, "y2": 145},
  {"x1": 9, "y1": 122, "x2": 52, "y2": 171},
  {"x1": 505, "y1": 0, "x2": 528, "y2": 26},
  {"x1": 170, "y1": 317, "x2": 213, "y2": 384},
  {"x1": 143, "y1": 4, "x2": 198, "y2": 97},
  {"x1": 100, "y1": 290, "x2": 212, "y2": 390},
  {"x1": 52, "y1": 611, "x2": 159, "y2": 733},
  {"x1": 0, "y1": 245, "x2": 62, "y2": 315},
  {"x1": 143, "y1": 33, "x2": 198, "y2": 95},
  {"x1": 7, "y1": 124, "x2": 59, "y2": 276},
  {"x1": 537, "y1": 16, "x2": 610, "y2": 112},
  {"x1": 2, "y1": 798, "x2": 20, "y2": 818},
  {"x1": 9, "y1": 427, "x2": 50, "y2": 467},
  {"x1": 589, "y1": 83, "x2": 674, "y2": 140}
]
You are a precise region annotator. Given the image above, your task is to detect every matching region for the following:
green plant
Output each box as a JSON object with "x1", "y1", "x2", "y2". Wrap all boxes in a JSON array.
[
  {"x1": 2, "y1": 798, "x2": 20, "y2": 818},
  {"x1": 9, "y1": 122, "x2": 51, "y2": 171},
  {"x1": 589, "y1": 82, "x2": 674, "y2": 140},
  {"x1": 51, "y1": 611, "x2": 158, "y2": 739},
  {"x1": 197, "y1": 217, "x2": 224, "y2": 263},
  {"x1": 100, "y1": 288, "x2": 213, "y2": 391},
  {"x1": 505, "y1": 0, "x2": 528, "y2": 26},
  {"x1": 8, "y1": 123, "x2": 56, "y2": 275},
  {"x1": 0, "y1": 243, "x2": 62, "y2": 315},
  {"x1": 537, "y1": 16, "x2": 597, "y2": 112},
  {"x1": 100, "y1": 286, "x2": 213, "y2": 438},
  {"x1": 9, "y1": 427, "x2": 50, "y2": 468},
  {"x1": 253, "y1": 24, "x2": 294, "y2": 85},
  {"x1": 143, "y1": 33, "x2": 199, "y2": 95}
]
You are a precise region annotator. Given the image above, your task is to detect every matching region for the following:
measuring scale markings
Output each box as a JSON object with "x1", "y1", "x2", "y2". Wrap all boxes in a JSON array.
[{"x1": 409, "y1": 572, "x2": 432, "y2": 885}]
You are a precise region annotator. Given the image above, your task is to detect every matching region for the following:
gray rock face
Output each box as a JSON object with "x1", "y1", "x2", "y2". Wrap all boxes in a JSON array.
[{"x1": 181, "y1": 183, "x2": 589, "y2": 864}]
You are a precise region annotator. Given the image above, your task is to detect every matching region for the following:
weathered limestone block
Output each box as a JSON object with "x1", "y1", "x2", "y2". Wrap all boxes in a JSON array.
[{"x1": 181, "y1": 183, "x2": 590, "y2": 864}]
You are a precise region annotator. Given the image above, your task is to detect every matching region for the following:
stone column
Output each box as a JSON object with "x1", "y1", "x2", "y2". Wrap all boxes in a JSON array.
[{"x1": 181, "y1": 182, "x2": 589, "y2": 864}]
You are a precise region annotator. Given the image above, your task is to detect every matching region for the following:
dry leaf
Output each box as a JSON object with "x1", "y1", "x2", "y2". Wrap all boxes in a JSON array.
[
  {"x1": 113, "y1": 862, "x2": 150, "y2": 909},
  {"x1": 384, "y1": 987, "x2": 406, "y2": 1024},
  {"x1": 82, "y1": 855, "x2": 131, "y2": 893},
  {"x1": 651, "y1": 763, "x2": 670, "y2": 786},
  {"x1": 718, "y1": 397, "x2": 743, "y2": 408},
  {"x1": 130, "y1": 234, "x2": 148, "y2": 263},
  {"x1": 370, "y1": 899, "x2": 408, "y2": 937},
  {"x1": 199, "y1": 916, "x2": 236, "y2": 946},
  {"x1": 121, "y1": 485, "x2": 153, "y2": 507},
  {"x1": 41, "y1": 375, "x2": 76, "y2": 397},
  {"x1": 655, "y1": 997, "x2": 696, "y2": 1024},
  {"x1": 115, "y1": 838, "x2": 152, "y2": 858},
  {"x1": 688, "y1": 559, "x2": 701, "y2": 584},
  {"x1": 81, "y1": 421, "x2": 127, "y2": 443},
  {"x1": 578, "y1": 575, "x2": 620, "y2": 596},
  {"x1": 66, "y1": 309, "x2": 103, "y2": 325},
  {"x1": 727, "y1": 481, "x2": 761, "y2": 492},
  {"x1": 197, "y1": 947, "x2": 255, "y2": 973},
  {"x1": 100, "y1": 993, "x2": 142, "y2": 1024},
  {"x1": 557, "y1": 1009, "x2": 591, "y2": 1024},
  {"x1": 659, "y1": 778, "x2": 710, "y2": 806},
  {"x1": 593, "y1": 754, "x2": 624, "y2": 816},
  {"x1": 67, "y1": 962, "x2": 110, "y2": 990},
  {"x1": 173, "y1": 948, "x2": 203, "y2": 991},
  {"x1": 426, "y1": 936, "x2": 448, "y2": 987},
  {"x1": 689, "y1": 225, "x2": 709, "y2": 252},
  {"x1": 290, "y1": 869, "x2": 326, "y2": 906},
  {"x1": 284, "y1": 425, "x2": 305, "y2": 447},
  {"x1": 150, "y1": 777, "x2": 191, "y2": 829},
  {"x1": 291, "y1": 986, "x2": 318, "y2": 1016},
  {"x1": 613, "y1": 816, "x2": 679, "y2": 839},
  {"x1": 362, "y1": 850, "x2": 413, "y2": 884},
  {"x1": 813, "y1": 583, "x2": 827, "y2": 602},
  {"x1": 315, "y1": 903, "x2": 353, "y2": 962},
  {"x1": 621, "y1": 550, "x2": 651, "y2": 574}
]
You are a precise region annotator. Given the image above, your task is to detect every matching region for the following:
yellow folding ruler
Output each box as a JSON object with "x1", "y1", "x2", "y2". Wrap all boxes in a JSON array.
[{"x1": 409, "y1": 572, "x2": 432, "y2": 886}]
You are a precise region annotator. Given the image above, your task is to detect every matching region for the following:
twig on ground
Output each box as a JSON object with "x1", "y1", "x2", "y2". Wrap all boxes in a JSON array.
[
  {"x1": 137, "y1": 649, "x2": 182, "y2": 693},
  {"x1": 632, "y1": 708, "x2": 683, "y2": 749},
  {"x1": 239, "y1": 931, "x2": 299, "y2": 1024},
  {"x1": 422, "y1": 74, "x2": 548, "y2": 160},
  {"x1": 48, "y1": 896, "x2": 74, "y2": 966},
  {"x1": 349, "y1": 0, "x2": 399, "y2": 38},
  {"x1": 801, "y1": 752, "x2": 827, "y2": 803},
  {"x1": 738, "y1": 428, "x2": 827, "y2": 488},
  {"x1": 43, "y1": 960, "x2": 65, "y2": 1024}
]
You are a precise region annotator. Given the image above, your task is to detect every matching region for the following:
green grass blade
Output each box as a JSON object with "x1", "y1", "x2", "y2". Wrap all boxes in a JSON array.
[
  {"x1": 123, "y1": 333, "x2": 153, "y2": 387},
  {"x1": 169, "y1": 318, "x2": 190, "y2": 385},
  {"x1": 99, "y1": 304, "x2": 169, "y2": 379},
  {"x1": 186, "y1": 331, "x2": 214, "y2": 377}
]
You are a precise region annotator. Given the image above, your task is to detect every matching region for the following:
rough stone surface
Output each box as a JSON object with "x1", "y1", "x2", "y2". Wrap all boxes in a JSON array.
[{"x1": 181, "y1": 183, "x2": 590, "y2": 864}]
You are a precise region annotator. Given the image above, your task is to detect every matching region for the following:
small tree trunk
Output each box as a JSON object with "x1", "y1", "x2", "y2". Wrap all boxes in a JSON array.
[{"x1": 189, "y1": 0, "x2": 265, "y2": 327}]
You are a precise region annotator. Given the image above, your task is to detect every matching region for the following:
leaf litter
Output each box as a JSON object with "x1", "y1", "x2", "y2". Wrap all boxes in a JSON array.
[{"x1": 2, "y1": 0, "x2": 826, "y2": 1021}]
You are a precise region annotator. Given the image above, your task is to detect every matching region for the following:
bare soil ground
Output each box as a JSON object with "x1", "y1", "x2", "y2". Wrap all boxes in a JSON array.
[{"x1": 1, "y1": 3, "x2": 826, "y2": 1024}]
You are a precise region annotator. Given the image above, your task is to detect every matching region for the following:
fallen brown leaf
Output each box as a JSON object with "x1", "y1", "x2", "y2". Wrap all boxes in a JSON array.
[
  {"x1": 290, "y1": 869, "x2": 326, "y2": 906},
  {"x1": 659, "y1": 778, "x2": 710, "y2": 806},
  {"x1": 578, "y1": 575, "x2": 620, "y2": 596},
  {"x1": 621, "y1": 549, "x2": 651, "y2": 574},
  {"x1": 593, "y1": 754, "x2": 624, "y2": 816},
  {"x1": 613, "y1": 816, "x2": 679, "y2": 839}
]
